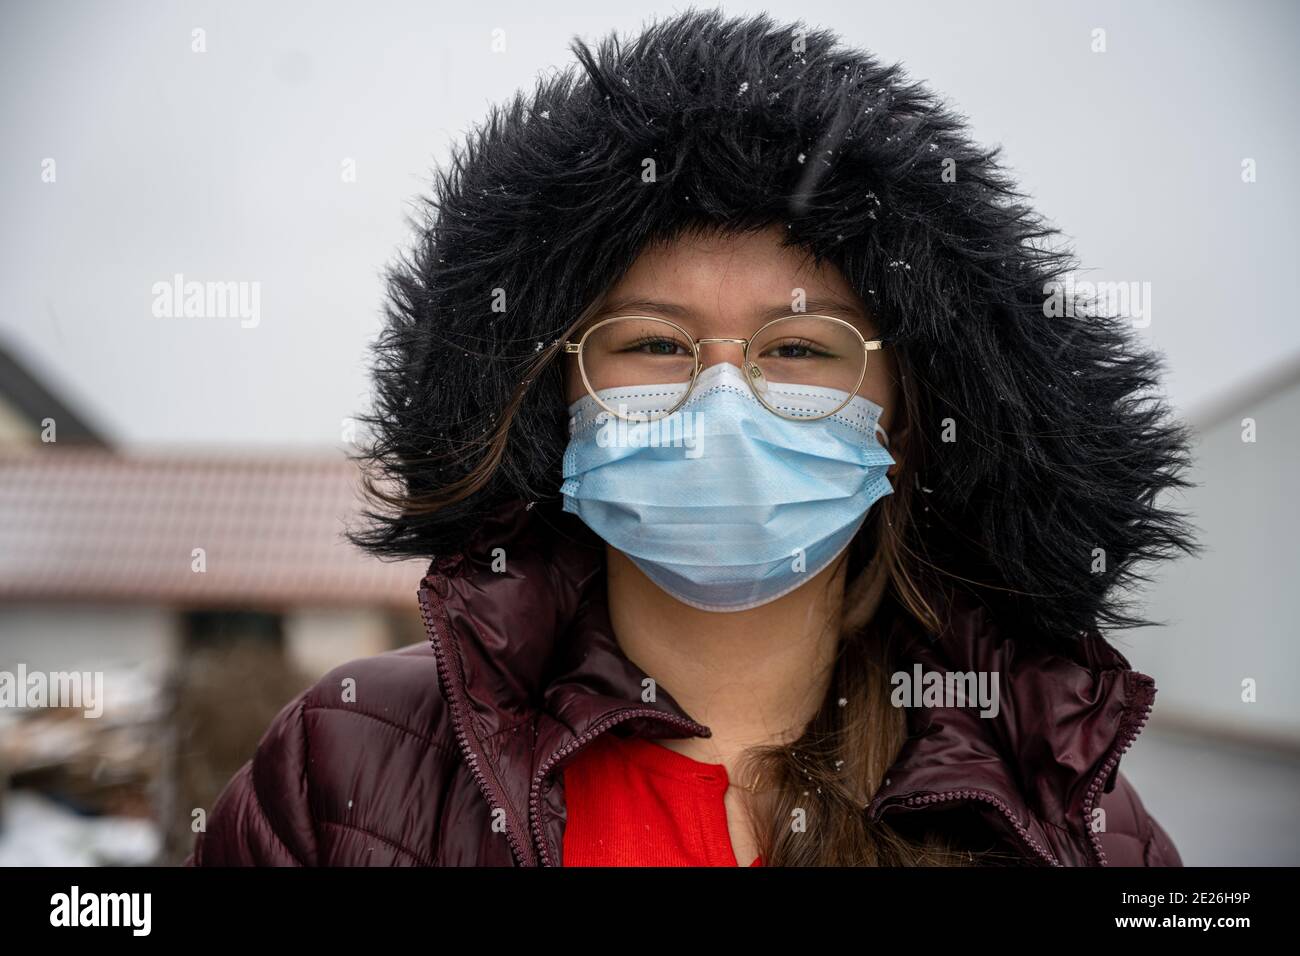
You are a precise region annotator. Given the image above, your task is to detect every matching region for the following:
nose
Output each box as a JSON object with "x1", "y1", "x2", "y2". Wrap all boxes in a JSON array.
[
  {"x1": 695, "y1": 338, "x2": 748, "y2": 369},
  {"x1": 694, "y1": 341, "x2": 769, "y2": 395}
]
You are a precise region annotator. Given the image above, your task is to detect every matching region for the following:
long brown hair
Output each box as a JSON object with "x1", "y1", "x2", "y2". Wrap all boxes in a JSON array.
[
  {"x1": 733, "y1": 498, "x2": 990, "y2": 866},
  {"x1": 358, "y1": 288, "x2": 1017, "y2": 866}
]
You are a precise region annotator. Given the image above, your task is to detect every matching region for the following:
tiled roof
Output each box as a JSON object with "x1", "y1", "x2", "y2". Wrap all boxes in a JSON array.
[{"x1": 0, "y1": 448, "x2": 429, "y2": 607}]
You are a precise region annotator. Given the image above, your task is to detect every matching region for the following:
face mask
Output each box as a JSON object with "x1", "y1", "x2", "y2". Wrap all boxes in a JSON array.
[{"x1": 560, "y1": 362, "x2": 895, "y2": 612}]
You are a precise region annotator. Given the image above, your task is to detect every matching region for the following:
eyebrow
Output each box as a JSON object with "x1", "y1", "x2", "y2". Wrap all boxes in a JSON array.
[{"x1": 591, "y1": 296, "x2": 866, "y2": 323}]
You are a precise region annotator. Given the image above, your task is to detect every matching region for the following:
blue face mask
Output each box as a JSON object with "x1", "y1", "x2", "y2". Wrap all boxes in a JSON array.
[{"x1": 561, "y1": 362, "x2": 895, "y2": 612}]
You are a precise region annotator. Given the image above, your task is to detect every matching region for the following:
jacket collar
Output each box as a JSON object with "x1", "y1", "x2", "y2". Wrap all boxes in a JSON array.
[{"x1": 418, "y1": 499, "x2": 1156, "y2": 866}]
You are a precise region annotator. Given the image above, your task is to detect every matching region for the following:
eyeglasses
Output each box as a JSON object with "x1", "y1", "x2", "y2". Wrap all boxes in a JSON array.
[{"x1": 564, "y1": 313, "x2": 885, "y2": 422}]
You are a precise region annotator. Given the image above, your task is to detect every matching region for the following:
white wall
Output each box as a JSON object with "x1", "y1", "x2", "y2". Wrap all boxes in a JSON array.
[
  {"x1": 1119, "y1": 376, "x2": 1300, "y2": 744},
  {"x1": 283, "y1": 607, "x2": 396, "y2": 681},
  {"x1": 0, "y1": 605, "x2": 179, "y2": 674},
  {"x1": 0, "y1": 605, "x2": 179, "y2": 725}
]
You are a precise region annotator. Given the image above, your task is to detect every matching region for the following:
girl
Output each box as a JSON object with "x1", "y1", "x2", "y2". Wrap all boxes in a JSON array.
[{"x1": 188, "y1": 9, "x2": 1193, "y2": 867}]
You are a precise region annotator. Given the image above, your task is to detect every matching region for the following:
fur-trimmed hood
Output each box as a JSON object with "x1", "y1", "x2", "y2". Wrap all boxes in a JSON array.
[{"x1": 351, "y1": 7, "x2": 1197, "y2": 641}]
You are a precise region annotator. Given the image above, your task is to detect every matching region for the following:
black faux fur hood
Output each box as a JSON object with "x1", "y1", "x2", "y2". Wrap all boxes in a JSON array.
[{"x1": 350, "y1": 7, "x2": 1197, "y2": 641}]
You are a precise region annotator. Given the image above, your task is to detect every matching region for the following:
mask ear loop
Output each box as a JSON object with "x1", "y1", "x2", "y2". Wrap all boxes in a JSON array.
[{"x1": 874, "y1": 422, "x2": 890, "y2": 449}]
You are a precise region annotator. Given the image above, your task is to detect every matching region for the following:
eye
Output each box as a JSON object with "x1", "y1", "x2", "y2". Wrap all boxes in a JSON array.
[
  {"x1": 624, "y1": 335, "x2": 690, "y2": 356},
  {"x1": 759, "y1": 337, "x2": 833, "y2": 360}
]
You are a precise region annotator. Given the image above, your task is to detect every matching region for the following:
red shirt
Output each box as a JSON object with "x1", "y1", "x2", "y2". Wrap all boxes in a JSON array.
[{"x1": 561, "y1": 732, "x2": 764, "y2": 867}]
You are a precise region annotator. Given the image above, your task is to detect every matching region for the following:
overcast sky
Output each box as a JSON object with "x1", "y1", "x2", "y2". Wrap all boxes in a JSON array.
[{"x1": 3, "y1": 0, "x2": 1296, "y2": 448}]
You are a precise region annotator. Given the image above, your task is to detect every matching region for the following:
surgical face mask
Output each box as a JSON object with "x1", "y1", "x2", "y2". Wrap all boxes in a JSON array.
[{"x1": 560, "y1": 362, "x2": 895, "y2": 612}]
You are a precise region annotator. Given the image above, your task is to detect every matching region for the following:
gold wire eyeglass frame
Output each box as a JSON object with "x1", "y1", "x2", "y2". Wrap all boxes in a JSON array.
[{"x1": 563, "y1": 313, "x2": 886, "y2": 422}]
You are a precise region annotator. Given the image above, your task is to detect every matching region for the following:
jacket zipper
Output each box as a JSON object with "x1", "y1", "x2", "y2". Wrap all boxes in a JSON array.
[
  {"x1": 418, "y1": 585, "x2": 537, "y2": 867},
  {"x1": 1081, "y1": 671, "x2": 1156, "y2": 866},
  {"x1": 529, "y1": 708, "x2": 710, "y2": 867},
  {"x1": 883, "y1": 672, "x2": 1158, "y2": 868},
  {"x1": 890, "y1": 789, "x2": 1062, "y2": 866}
]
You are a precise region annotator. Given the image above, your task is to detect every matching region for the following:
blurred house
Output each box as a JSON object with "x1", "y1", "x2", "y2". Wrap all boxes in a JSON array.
[
  {"x1": 1126, "y1": 352, "x2": 1300, "y2": 745},
  {"x1": 1108, "y1": 351, "x2": 1300, "y2": 865},
  {"x1": 0, "y1": 341, "x2": 428, "y2": 864}
]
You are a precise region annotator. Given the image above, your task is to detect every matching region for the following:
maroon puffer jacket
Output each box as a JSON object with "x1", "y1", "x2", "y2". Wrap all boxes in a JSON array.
[{"x1": 184, "y1": 501, "x2": 1182, "y2": 867}]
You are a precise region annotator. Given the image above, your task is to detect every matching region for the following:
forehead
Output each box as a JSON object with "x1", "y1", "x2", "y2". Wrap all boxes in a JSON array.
[{"x1": 585, "y1": 225, "x2": 875, "y2": 336}]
